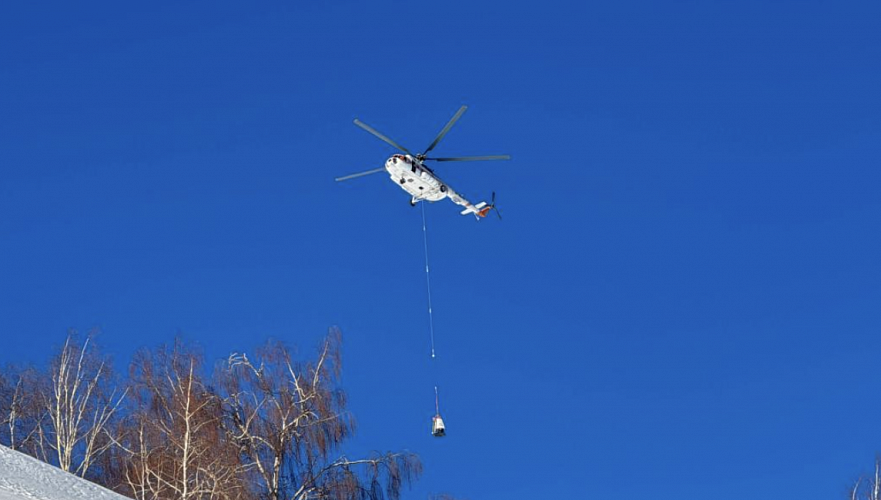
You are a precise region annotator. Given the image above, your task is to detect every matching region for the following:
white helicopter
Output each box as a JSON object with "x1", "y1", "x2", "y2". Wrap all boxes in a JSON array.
[{"x1": 335, "y1": 106, "x2": 510, "y2": 219}]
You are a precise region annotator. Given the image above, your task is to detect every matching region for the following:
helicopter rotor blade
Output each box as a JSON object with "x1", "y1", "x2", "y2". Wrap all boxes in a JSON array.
[
  {"x1": 422, "y1": 105, "x2": 467, "y2": 156},
  {"x1": 335, "y1": 167, "x2": 386, "y2": 182},
  {"x1": 427, "y1": 155, "x2": 511, "y2": 162},
  {"x1": 353, "y1": 119, "x2": 414, "y2": 156}
]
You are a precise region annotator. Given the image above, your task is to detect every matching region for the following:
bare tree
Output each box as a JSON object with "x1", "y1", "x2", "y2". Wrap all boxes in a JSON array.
[
  {"x1": 217, "y1": 328, "x2": 421, "y2": 500},
  {"x1": 852, "y1": 460, "x2": 881, "y2": 500},
  {"x1": 0, "y1": 367, "x2": 26, "y2": 449},
  {"x1": 40, "y1": 331, "x2": 126, "y2": 477},
  {"x1": 1, "y1": 364, "x2": 52, "y2": 464},
  {"x1": 121, "y1": 339, "x2": 245, "y2": 500},
  {"x1": 3, "y1": 329, "x2": 425, "y2": 500}
]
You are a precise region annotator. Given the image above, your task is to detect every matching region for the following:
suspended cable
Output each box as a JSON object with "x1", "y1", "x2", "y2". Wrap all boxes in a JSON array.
[
  {"x1": 421, "y1": 201, "x2": 437, "y2": 359},
  {"x1": 421, "y1": 203, "x2": 447, "y2": 437}
]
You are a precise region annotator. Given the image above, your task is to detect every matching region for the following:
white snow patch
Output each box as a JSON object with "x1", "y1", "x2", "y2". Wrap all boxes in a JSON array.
[{"x1": 0, "y1": 445, "x2": 131, "y2": 500}]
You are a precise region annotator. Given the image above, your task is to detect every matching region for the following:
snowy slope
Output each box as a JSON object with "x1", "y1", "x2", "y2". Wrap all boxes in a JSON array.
[{"x1": 0, "y1": 445, "x2": 130, "y2": 500}]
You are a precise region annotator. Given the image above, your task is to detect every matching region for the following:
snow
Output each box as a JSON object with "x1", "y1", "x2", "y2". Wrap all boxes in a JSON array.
[{"x1": 0, "y1": 445, "x2": 130, "y2": 500}]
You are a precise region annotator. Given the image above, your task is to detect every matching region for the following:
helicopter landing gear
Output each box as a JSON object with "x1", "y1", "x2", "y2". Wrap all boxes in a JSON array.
[{"x1": 410, "y1": 197, "x2": 419, "y2": 207}]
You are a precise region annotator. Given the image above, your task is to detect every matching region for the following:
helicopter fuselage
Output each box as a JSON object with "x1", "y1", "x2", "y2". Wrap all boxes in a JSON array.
[{"x1": 385, "y1": 154, "x2": 449, "y2": 203}]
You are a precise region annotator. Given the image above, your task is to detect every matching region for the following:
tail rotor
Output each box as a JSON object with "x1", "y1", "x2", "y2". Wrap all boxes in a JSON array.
[{"x1": 478, "y1": 192, "x2": 502, "y2": 220}]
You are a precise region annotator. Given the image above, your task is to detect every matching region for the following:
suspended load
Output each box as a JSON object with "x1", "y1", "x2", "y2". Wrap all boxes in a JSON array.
[
  {"x1": 431, "y1": 386, "x2": 445, "y2": 437},
  {"x1": 431, "y1": 414, "x2": 446, "y2": 437}
]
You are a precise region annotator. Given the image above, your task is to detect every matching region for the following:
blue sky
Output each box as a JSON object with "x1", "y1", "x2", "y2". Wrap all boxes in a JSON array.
[{"x1": 2, "y1": 1, "x2": 880, "y2": 498}]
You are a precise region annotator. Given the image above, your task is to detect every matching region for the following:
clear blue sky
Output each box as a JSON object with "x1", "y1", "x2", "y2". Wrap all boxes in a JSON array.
[{"x1": 2, "y1": 1, "x2": 880, "y2": 498}]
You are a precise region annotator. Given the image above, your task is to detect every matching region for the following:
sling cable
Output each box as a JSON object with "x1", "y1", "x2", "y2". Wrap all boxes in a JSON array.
[{"x1": 421, "y1": 202, "x2": 445, "y2": 437}]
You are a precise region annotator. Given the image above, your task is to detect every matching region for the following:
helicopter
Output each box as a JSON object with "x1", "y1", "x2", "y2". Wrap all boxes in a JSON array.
[{"x1": 335, "y1": 106, "x2": 510, "y2": 219}]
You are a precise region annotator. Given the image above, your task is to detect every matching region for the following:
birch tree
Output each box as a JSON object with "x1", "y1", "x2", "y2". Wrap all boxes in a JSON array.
[
  {"x1": 2, "y1": 365, "x2": 52, "y2": 462},
  {"x1": 122, "y1": 339, "x2": 245, "y2": 500},
  {"x1": 217, "y1": 329, "x2": 421, "y2": 500},
  {"x1": 42, "y1": 331, "x2": 125, "y2": 477},
  {"x1": 852, "y1": 460, "x2": 881, "y2": 500},
  {"x1": 0, "y1": 368, "x2": 28, "y2": 450}
]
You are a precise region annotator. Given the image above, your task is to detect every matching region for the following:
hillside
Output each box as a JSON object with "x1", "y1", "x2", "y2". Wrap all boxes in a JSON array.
[{"x1": 0, "y1": 446, "x2": 129, "y2": 500}]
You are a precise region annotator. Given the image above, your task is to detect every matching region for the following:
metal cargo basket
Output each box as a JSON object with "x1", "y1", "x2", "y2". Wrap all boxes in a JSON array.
[{"x1": 431, "y1": 414, "x2": 446, "y2": 437}]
